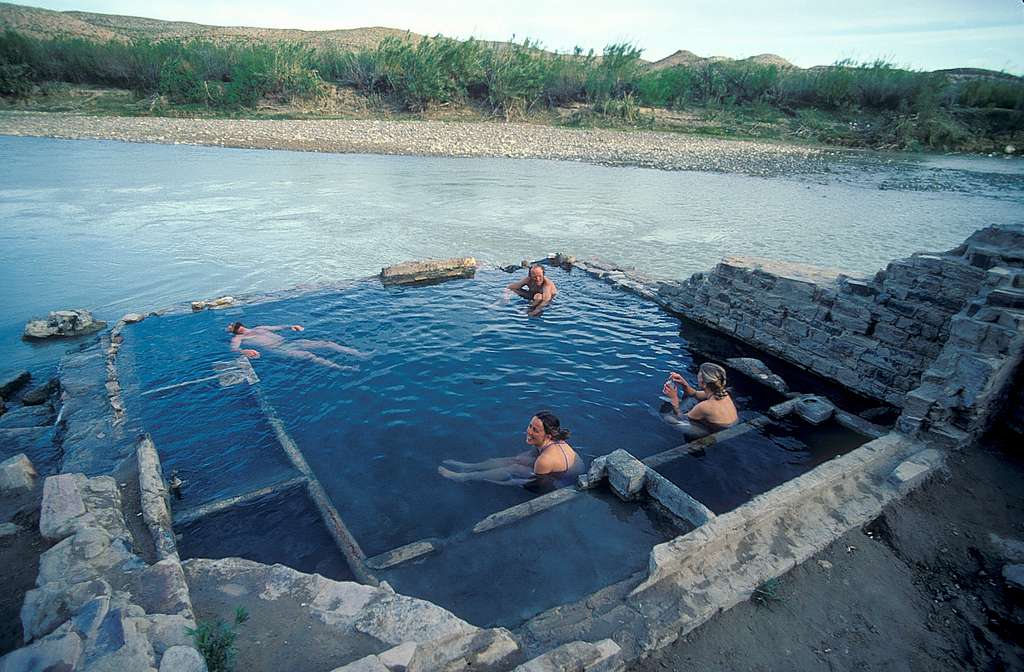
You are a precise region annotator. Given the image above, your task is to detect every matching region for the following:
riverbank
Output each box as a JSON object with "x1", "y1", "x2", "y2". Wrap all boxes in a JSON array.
[{"x1": 0, "y1": 110, "x2": 843, "y2": 176}]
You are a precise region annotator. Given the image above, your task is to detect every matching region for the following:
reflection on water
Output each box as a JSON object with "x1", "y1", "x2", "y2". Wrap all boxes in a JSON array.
[{"x1": 1, "y1": 135, "x2": 1022, "y2": 375}]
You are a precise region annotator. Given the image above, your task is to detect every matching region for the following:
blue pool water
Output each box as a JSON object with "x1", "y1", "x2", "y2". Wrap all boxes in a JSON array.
[
  {"x1": 119, "y1": 265, "x2": 779, "y2": 559},
  {"x1": 380, "y1": 486, "x2": 688, "y2": 627},
  {"x1": 653, "y1": 416, "x2": 868, "y2": 514}
]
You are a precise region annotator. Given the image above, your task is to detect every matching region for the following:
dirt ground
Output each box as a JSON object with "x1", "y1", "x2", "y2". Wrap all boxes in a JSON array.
[{"x1": 631, "y1": 430, "x2": 1024, "y2": 672}]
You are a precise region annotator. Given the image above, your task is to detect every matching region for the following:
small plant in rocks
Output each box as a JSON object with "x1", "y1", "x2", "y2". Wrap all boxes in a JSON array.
[
  {"x1": 751, "y1": 578, "x2": 784, "y2": 607},
  {"x1": 186, "y1": 606, "x2": 249, "y2": 672}
]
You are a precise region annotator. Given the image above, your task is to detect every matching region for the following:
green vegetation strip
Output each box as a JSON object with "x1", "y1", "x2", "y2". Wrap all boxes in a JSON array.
[{"x1": 2, "y1": 29, "x2": 1021, "y2": 151}]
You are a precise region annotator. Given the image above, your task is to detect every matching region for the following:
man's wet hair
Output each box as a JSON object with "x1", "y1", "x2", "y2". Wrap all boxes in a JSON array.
[
  {"x1": 228, "y1": 321, "x2": 245, "y2": 334},
  {"x1": 529, "y1": 264, "x2": 545, "y2": 274}
]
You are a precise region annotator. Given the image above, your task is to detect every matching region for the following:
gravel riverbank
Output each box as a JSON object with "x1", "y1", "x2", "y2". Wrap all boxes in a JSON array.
[{"x1": 0, "y1": 111, "x2": 839, "y2": 175}]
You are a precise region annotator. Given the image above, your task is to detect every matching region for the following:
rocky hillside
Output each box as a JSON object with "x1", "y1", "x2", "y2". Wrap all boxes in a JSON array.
[{"x1": 0, "y1": 2, "x2": 425, "y2": 49}]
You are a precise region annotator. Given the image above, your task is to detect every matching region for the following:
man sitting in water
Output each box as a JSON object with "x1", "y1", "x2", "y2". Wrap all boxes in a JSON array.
[
  {"x1": 438, "y1": 411, "x2": 583, "y2": 491},
  {"x1": 662, "y1": 362, "x2": 739, "y2": 438},
  {"x1": 504, "y1": 264, "x2": 558, "y2": 317},
  {"x1": 227, "y1": 322, "x2": 365, "y2": 371}
]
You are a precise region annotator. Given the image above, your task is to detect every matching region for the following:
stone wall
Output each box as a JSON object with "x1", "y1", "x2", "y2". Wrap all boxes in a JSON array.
[
  {"x1": 654, "y1": 231, "x2": 1009, "y2": 407},
  {"x1": 897, "y1": 227, "x2": 1024, "y2": 445}
]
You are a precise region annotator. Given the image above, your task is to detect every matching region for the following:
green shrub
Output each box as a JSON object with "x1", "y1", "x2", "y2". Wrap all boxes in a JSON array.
[
  {"x1": 584, "y1": 43, "x2": 642, "y2": 104},
  {"x1": 483, "y1": 39, "x2": 549, "y2": 119},
  {"x1": 0, "y1": 61, "x2": 33, "y2": 96},
  {"x1": 187, "y1": 607, "x2": 249, "y2": 672},
  {"x1": 956, "y1": 78, "x2": 1024, "y2": 110}
]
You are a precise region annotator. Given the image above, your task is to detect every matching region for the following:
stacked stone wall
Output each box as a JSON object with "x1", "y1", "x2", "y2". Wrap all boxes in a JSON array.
[{"x1": 656, "y1": 249, "x2": 990, "y2": 407}]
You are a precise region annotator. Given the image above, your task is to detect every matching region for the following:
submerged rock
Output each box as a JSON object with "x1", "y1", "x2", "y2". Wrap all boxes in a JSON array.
[
  {"x1": 0, "y1": 403, "x2": 54, "y2": 429},
  {"x1": 21, "y1": 378, "x2": 59, "y2": 406},
  {"x1": 23, "y1": 309, "x2": 106, "y2": 340},
  {"x1": 0, "y1": 370, "x2": 31, "y2": 399}
]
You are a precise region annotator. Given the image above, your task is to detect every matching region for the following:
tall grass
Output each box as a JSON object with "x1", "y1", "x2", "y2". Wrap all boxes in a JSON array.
[{"x1": 1, "y1": 27, "x2": 1021, "y2": 149}]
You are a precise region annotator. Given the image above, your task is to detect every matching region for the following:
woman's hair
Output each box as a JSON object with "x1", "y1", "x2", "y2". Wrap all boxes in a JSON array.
[
  {"x1": 535, "y1": 410, "x2": 570, "y2": 441},
  {"x1": 699, "y1": 362, "x2": 730, "y2": 399},
  {"x1": 228, "y1": 321, "x2": 245, "y2": 334}
]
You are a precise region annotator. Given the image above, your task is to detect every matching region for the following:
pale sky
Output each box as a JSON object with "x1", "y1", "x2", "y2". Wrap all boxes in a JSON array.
[{"x1": 10, "y1": 0, "x2": 1024, "y2": 73}]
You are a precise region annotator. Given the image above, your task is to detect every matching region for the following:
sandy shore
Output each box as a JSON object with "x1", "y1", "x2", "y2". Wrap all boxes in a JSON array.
[{"x1": 0, "y1": 111, "x2": 840, "y2": 175}]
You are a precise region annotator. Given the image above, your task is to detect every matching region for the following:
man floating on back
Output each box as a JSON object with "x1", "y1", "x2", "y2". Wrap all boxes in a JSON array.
[{"x1": 227, "y1": 322, "x2": 366, "y2": 371}]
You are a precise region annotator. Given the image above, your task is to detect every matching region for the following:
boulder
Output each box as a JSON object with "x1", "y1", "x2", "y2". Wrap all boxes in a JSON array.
[
  {"x1": 136, "y1": 559, "x2": 193, "y2": 617},
  {"x1": 23, "y1": 309, "x2": 106, "y2": 340},
  {"x1": 78, "y1": 607, "x2": 158, "y2": 671},
  {"x1": 0, "y1": 623, "x2": 83, "y2": 672},
  {"x1": 0, "y1": 403, "x2": 55, "y2": 429},
  {"x1": 22, "y1": 579, "x2": 112, "y2": 643},
  {"x1": 40, "y1": 474, "x2": 88, "y2": 542},
  {"x1": 0, "y1": 371, "x2": 31, "y2": 399},
  {"x1": 20, "y1": 379, "x2": 59, "y2": 406},
  {"x1": 0, "y1": 453, "x2": 37, "y2": 495},
  {"x1": 137, "y1": 614, "x2": 196, "y2": 656},
  {"x1": 159, "y1": 646, "x2": 207, "y2": 672},
  {"x1": 380, "y1": 258, "x2": 477, "y2": 286}
]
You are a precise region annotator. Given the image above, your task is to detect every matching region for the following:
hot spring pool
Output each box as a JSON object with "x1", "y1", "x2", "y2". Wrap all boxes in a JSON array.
[{"x1": 117, "y1": 264, "x2": 851, "y2": 626}]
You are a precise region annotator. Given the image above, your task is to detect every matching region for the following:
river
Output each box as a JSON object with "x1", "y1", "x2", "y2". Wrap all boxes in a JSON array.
[{"x1": 1, "y1": 135, "x2": 1022, "y2": 376}]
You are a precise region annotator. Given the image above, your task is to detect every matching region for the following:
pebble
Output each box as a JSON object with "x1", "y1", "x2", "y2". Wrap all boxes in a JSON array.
[{"x1": 0, "y1": 111, "x2": 832, "y2": 177}]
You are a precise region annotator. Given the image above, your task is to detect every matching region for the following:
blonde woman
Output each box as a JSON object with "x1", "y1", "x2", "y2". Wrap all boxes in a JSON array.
[{"x1": 662, "y1": 362, "x2": 739, "y2": 438}]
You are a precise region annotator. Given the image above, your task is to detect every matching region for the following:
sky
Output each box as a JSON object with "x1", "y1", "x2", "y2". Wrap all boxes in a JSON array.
[{"x1": 9, "y1": 0, "x2": 1024, "y2": 73}]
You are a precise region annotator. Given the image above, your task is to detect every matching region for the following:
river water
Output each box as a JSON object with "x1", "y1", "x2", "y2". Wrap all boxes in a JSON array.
[{"x1": 1, "y1": 135, "x2": 1022, "y2": 376}]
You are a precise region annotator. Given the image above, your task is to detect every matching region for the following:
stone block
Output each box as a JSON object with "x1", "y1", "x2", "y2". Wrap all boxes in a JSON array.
[
  {"x1": 380, "y1": 258, "x2": 477, "y2": 286},
  {"x1": 793, "y1": 396, "x2": 835, "y2": 425},
  {"x1": 406, "y1": 628, "x2": 520, "y2": 672},
  {"x1": 159, "y1": 646, "x2": 207, "y2": 672},
  {"x1": 513, "y1": 639, "x2": 621, "y2": 672},
  {"x1": 724, "y1": 358, "x2": 789, "y2": 395},
  {"x1": 0, "y1": 453, "x2": 37, "y2": 494},
  {"x1": 605, "y1": 450, "x2": 647, "y2": 500},
  {"x1": 352, "y1": 592, "x2": 476, "y2": 647},
  {"x1": 40, "y1": 473, "x2": 88, "y2": 541},
  {"x1": 888, "y1": 448, "x2": 944, "y2": 494},
  {"x1": 644, "y1": 470, "x2": 715, "y2": 528},
  {"x1": 377, "y1": 642, "x2": 417, "y2": 671},
  {"x1": 332, "y1": 655, "x2": 390, "y2": 672},
  {"x1": 137, "y1": 559, "x2": 193, "y2": 617}
]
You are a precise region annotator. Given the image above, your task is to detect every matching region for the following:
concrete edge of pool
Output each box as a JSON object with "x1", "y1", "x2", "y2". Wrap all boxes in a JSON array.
[{"x1": 5, "y1": 224, "x2": 1021, "y2": 672}]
